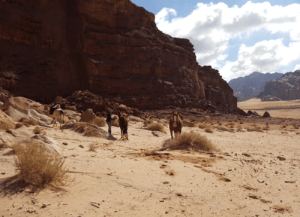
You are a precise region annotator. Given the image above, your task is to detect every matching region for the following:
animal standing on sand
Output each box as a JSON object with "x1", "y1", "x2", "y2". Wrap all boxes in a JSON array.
[
  {"x1": 118, "y1": 111, "x2": 128, "y2": 140},
  {"x1": 49, "y1": 104, "x2": 65, "y2": 128},
  {"x1": 169, "y1": 111, "x2": 183, "y2": 139}
]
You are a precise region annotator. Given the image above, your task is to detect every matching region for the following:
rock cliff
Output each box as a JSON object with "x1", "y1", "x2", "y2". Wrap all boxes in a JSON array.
[
  {"x1": 0, "y1": 0, "x2": 236, "y2": 110},
  {"x1": 228, "y1": 72, "x2": 283, "y2": 102},
  {"x1": 258, "y1": 70, "x2": 300, "y2": 100}
]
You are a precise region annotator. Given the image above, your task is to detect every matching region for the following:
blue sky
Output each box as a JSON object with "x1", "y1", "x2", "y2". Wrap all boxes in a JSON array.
[{"x1": 131, "y1": 0, "x2": 300, "y2": 81}]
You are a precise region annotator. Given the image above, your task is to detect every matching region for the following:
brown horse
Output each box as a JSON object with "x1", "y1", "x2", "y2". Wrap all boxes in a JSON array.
[
  {"x1": 118, "y1": 111, "x2": 129, "y2": 140},
  {"x1": 169, "y1": 111, "x2": 183, "y2": 139}
]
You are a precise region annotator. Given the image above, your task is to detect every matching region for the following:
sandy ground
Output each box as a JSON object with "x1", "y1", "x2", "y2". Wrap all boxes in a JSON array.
[
  {"x1": 1, "y1": 116, "x2": 300, "y2": 217},
  {"x1": 238, "y1": 98, "x2": 300, "y2": 119}
]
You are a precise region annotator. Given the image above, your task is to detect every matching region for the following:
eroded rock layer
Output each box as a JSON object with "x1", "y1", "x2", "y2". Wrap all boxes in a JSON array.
[{"x1": 0, "y1": 0, "x2": 236, "y2": 110}]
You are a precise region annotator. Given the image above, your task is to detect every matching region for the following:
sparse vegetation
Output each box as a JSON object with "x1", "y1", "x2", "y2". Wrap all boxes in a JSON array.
[
  {"x1": 16, "y1": 123, "x2": 24, "y2": 129},
  {"x1": 89, "y1": 143, "x2": 98, "y2": 152},
  {"x1": 33, "y1": 126, "x2": 45, "y2": 135},
  {"x1": 12, "y1": 143, "x2": 73, "y2": 188},
  {"x1": 147, "y1": 122, "x2": 166, "y2": 133},
  {"x1": 162, "y1": 131, "x2": 217, "y2": 152},
  {"x1": 204, "y1": 127, "x2": 213, "y2": 133},
  {"x1": 198, "y1": 123, "x2": 207, "y2": 129},
  {"x1": 20, "y1": 118, "x2": 38, "y2": 126},
  {"x1": 247, "y1": 126, "x2": 263, "y2": 132}
]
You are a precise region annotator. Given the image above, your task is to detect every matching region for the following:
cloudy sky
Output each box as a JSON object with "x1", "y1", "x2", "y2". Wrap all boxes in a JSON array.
[{"x1": 131, "y1": 0, "x2": 300, "y2": 82}]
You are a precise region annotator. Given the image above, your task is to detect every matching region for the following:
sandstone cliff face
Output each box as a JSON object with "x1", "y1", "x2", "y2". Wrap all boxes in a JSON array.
[
  {"x1": 258, "y1": 70, "x2": 300, "y2": 100},
  {"x1": 0, "y1": 0, "x2": 236, "y2": 110}
]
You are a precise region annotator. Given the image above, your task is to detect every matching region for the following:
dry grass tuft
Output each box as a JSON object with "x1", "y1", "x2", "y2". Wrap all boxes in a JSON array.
[
  {"x1": 33, "y1": 127, "x2": 46, "y2": 135},
  {"x1": 198, "y1": 123, "x2": 207, "y2": 129},
  {"x1": 20, "y1": 118, "x2": 38, "y2": 126},
  {"x1": 162, "y1": 131, "x2": 217, "y2": 152},
  {"x1": 147, "y1": 123, "x2": 166, "y2": 133},
  {"x1": 143, "y1": 119, "x2": 153, "y2": 127},
  {"x1": 89, "y1": 117, "x2": 106, "y2": 127},
  {"x1": 16, "y1": 123, "x2": 24, "y2": 129},
  {"x1": 89, "y1": 143, "x2": 98, "y2": 152},
  {"x1": 12, "y1": 143, "x2": 73, "y2": 188},
  {"x1": 204, "y1": 127, "x2": 213, "y2": 133},
  {"x1": 247, "y1": 126, "x2": 263, "y2": 132}
]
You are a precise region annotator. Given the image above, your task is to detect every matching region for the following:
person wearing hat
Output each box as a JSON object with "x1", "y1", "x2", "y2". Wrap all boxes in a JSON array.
[{"x1": 106, "y1": 110, "x2": 112, "y2": 135}]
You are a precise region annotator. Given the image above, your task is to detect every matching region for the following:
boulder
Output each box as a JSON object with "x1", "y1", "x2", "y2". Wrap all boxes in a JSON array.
[
  {"x1": 0, "y1": 110, "x2": 16, "y2": 130},
  {"x1": 263, "y1": 111, "x2": 271, "y2": 118},
  {"x1": 80, "y1": 109, "x2": 96, "y2": 122}
]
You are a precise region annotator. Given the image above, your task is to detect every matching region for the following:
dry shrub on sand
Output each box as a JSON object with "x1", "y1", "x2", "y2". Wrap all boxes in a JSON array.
[
  {"x1": 20, "y1": 118, "x2": 38, "y2": 126},
  {"x1": 247, "y1": 126, "x2": 263, "y2": 132},
  {"x1": 162, "y1": 131, "x2": 217, "y2": 152},
  {"x1": 89, "y1": 143, "x2": 98, "y2": 152},
  {"x1": 198, "y1": 123, "x2": 207, "y2": 129},
  {"x1": 204, "y1": 127, "x2": 213, "y2": 133},
  {"x1": 33, "y1": 126, "x2": 46, "y2": 135},
  {"x1": 147, "y1": 123, "x2": 166, "y2": 133},
  {"x1": 16, "y1": 123, "x2": 24, "y2": 129},
  {"x1": 143, "y1": 119, "x2": 153, "y2": 127},
  {"x1": 89, "y1": 117, "x2": 106, "y2": 127},
  {"x1": 12, "y1": 143, "x2": 72, "y2": 188}
]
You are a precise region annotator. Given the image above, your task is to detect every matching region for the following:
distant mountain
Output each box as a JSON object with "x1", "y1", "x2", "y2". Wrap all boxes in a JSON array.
[
  {"x1": 258, "y1": 70, "x2": 300, "y2": 100},
  {"x1": 228, "y1": 72, "x2": 283, "y2": 101}
]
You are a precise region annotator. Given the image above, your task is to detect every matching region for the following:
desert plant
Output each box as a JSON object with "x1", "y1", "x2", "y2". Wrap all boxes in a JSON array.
[
  {"x1": 147, "y1": 123, "x2": 166, "y2": 133},
  {"x1": 143, "y1": 119, "x2": 153, "y2": 127},
  {"x1": 33, "y1": 127, "x2": 42, "y2": 134},
  {"x1": 204, "y1": 127, "x2": 213, "y2": 133},
  {"x1": 247, "y1": 126, "x2": 263, "y2": 132},
  {"x1": 162, "y1": 131, "x2": 217, "y2": 152},
  {"x1": 89, "y1": 117, "x2": 106, "y2": 127},
  {"x1": 12, "y1": 143, "x2": 72, "y2": 188},
  {"x1": 240, "y1": 121, "x2": 243, "y2": 124},
  {"x1": 20, "y1": 118, "x2": 38, "y2": 126},
  {"x1": 293, "y1": 124, "x2": 299, "y2": 129},
  {"x1": 198, "y1": 123, "x2": 207, "y2": 129},
  {"x1": 89, "y1": 143, "x2": 98, "y2": 152},
  {"x1": 16, "y1": 123, "x2": 24, "y2": 129}
]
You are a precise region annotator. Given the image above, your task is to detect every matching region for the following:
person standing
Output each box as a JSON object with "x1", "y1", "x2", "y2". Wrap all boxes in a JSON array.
[{"x1": 106, "y1": 110, "x2": 112, "y2": 135}]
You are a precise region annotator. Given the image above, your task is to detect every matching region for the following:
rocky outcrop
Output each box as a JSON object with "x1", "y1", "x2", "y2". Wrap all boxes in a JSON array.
[
  {"x1": 0, "y1": 0, "x2": 236, "y2": 110},
  {"x1": 261, "y1": 95, "x2": 282, "y2": 101},
  {"x1": 229, "y1": 72, "x2": 283, "y2": 101},
  {"x1": 258, "y1": 70, "x2": 300, "y2": 100}
]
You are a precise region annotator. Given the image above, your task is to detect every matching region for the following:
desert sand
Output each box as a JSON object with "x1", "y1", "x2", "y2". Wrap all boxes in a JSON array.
[{"x1": 1, "y1": 108, "x2": 300, "y2": 217}]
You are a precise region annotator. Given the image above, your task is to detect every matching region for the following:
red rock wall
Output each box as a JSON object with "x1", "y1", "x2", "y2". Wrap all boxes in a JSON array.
[{"x1": 0, "y1": 0, "x2": 236, "y2": 110}]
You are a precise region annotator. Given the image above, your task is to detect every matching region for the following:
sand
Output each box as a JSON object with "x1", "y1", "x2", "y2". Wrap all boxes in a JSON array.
[{"x1": 1, "y1": 107, "x2": 300, "y2": 216}]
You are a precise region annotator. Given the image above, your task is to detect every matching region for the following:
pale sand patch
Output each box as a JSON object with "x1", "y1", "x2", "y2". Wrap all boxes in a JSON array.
[{"x1": 1, "y1": 122, "x2": 300, "y2": 216}]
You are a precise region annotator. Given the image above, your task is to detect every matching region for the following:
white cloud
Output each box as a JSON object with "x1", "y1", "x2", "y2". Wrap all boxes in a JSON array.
[
  {"x1": 294, "y1": 64, "x2": 300, "y2": 71},
  {"x1": 220, "y1": 39, "x2": 300, "y2": 81},
  {"x1": 155, "y1": 1, "x2": 300, "y2": 80}
]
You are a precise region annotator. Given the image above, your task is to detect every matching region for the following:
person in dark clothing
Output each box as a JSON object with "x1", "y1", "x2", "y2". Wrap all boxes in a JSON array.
[{"x1": 106, "y1": 110, "x2": 112, "y2": 135}]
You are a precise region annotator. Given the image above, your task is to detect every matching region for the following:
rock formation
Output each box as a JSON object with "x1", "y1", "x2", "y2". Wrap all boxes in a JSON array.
[
  {"x1": 0, "y1": 0, "x2": 236, "y2": 110},
  {"x1": 258, "y1": 70, "x2": 300, "y2": 100},
  {"x1": 228, "y1": 72, "x2": 283, "y2": 102}
]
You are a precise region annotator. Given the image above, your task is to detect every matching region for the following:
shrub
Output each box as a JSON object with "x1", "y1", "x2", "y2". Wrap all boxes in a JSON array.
[
  {"x1": 20, "y1": 118, "x2": 38, "y2": 126},
  {"x1": 89, "y1": 117, "x2": 106, "y2": 127},
  {"x1": 247, "y1": 126, "x2": 263, "y2": 132},
  {"x1": 89, "y1": 143, "x2": 98, "y2": 152},
  {"x1": 33, "y1": 127, "x2": 45, "y2": 134},
  {"x1": 198, "y1": 123, "x2": 207, "y2": 129},
  {"x1": 12, "y1": 143, "x2": 72, "y2": 188},
  {"x1": 204, "y1": 127, "x2": 213, "y2": 133},
  {"x1": 240, "y1": 121, "x2": 243, "y2": 124},
  {"x1": 16, "y1": 123, "x2": 24, "y2": 129},
  {"x1": 162, "y1": 131, "x2": 217, "y2": 152},
  {"x1": 147, "y1": 123, "x2": 166, "y2": 133},
  {"x1": 143, "y1": 119, "x2": 153, "y2": 127}
]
